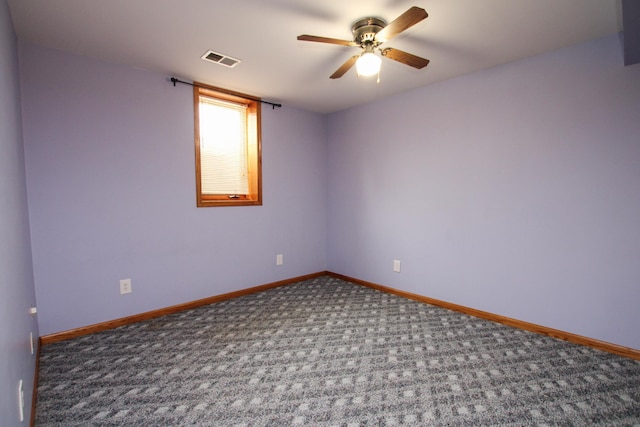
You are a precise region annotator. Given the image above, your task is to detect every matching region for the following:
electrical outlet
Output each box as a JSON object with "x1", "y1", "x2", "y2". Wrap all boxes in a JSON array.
[
  {"x1": 119, "y1": 278, "x2": 132, "y2": 294},
  {"x1": 276, "y1": 254, "x2": 283, "y2": 266},
  {"x1": 393, "y1": 260, "x2": 401, "y2": 273},
  {"x1": 18, "y1": 379, "x2": 24, "y2": 422}
]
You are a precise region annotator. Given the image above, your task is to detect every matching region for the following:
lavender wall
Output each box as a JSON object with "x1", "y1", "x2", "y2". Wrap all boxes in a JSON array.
[
  {"x1": 20, "y1": 42, "x2": 326, "y2": 336},
  {"x1": 327, "y1": 35, "x2": 640, "y2": 350},
  {"x1": 0, "y1": 1, "x2": 38, "y2": 425}
]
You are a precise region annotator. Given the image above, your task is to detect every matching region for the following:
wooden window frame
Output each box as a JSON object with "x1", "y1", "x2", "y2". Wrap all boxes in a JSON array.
[{"x1": 193, "y1": 82, "x2": 262, "y2": 207}]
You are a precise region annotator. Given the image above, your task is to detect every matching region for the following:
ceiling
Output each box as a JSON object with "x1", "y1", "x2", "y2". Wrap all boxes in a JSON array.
[{"x1": 7, "y1": 0, "x2": 624, "y2": 114}]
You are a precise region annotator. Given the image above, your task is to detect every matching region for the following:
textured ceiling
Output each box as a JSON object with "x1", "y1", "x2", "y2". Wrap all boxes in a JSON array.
[{"x1": 7, "y1": 0, "x2": 623, "y2": 114}]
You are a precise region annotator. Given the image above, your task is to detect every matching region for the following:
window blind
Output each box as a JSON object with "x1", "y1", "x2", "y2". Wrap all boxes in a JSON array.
[{"x1": 198, "y1": 96, "x2": 249, "y2": 195}]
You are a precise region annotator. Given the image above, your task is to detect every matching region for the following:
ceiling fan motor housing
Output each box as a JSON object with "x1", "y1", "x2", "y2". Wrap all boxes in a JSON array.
[{"x1": 352, "y1": 17, "x2": 386, "y2": 45}]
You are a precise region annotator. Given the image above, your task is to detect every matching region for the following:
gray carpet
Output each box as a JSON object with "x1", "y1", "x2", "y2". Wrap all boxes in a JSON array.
[{"x1": 35, "y1": 275, "x2": 640, "y2": 426}]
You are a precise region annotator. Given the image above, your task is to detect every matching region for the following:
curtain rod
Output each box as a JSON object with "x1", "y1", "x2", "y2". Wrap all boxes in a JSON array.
[{"x1": 170, "y1": 77, "x2": 282, "y2": 109}]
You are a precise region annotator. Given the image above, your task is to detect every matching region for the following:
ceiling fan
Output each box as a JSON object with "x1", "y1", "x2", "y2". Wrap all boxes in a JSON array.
[{"x1": 297, "y1": 6, "x2": 429, "y2": 80}]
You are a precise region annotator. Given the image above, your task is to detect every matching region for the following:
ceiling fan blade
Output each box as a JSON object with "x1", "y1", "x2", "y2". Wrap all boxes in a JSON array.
[
  {"x1": 375, "y1": 6, "x2": 428, "y2": 43},
  {"x1": 330, "y1": 55, "x2": 359, "y2": 79},
  {"x1": 297, "y1": 34, "x2": 359, "y2": 47},
  {"x1": 381, "y1": 48, "x2": 429, "y2": 69}
]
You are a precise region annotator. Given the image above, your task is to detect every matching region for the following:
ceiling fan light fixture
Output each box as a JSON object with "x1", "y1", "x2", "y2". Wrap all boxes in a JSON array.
[
  {"x1": 356, "y1": 52, "x2": 381, "y2": 77},
  {"x1": 297, "y1": 6, "x2": 429, "y2": 80}
]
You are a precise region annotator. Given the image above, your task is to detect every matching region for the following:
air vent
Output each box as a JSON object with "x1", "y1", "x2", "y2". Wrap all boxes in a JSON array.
[{"x1": 201, "y1": 50, "x2": 241, "y2": 68}]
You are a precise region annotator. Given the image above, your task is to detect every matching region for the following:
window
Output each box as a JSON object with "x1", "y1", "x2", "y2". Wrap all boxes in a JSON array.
[{"x1": 193, "y1": 83, "x2": 261, "y2": 207}]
